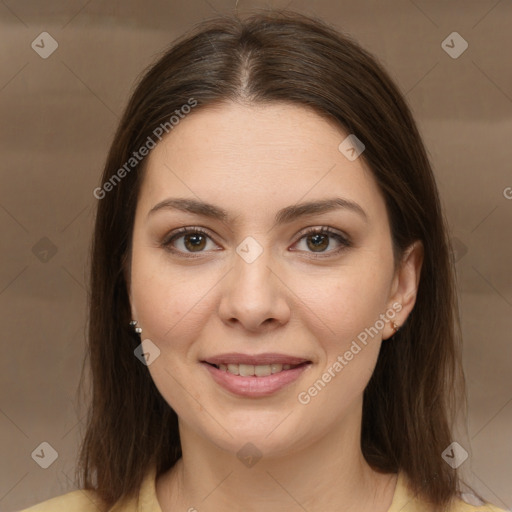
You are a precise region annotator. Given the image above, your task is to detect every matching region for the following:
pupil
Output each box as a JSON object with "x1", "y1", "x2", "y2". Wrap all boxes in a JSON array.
[
  {"x1": 308, "y1": 234, "x2": 328, "y2": 251},
  {"x1": 186, "y1": 234, "x2": 205, "y2": 251}
]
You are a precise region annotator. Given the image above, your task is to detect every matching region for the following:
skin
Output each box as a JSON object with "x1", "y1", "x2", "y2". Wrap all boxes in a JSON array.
[{"x1": 127, "y1": 101, "x2": 423, "y2": 511}]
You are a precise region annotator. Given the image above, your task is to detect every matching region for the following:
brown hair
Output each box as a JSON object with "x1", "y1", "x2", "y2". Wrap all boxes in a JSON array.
[{"x1": 77, "y1": 10, "x2": 470, "y2": 509}]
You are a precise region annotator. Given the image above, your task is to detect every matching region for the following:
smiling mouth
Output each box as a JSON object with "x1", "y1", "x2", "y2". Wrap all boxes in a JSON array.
[{"x1": 204, "y1": 361, "x2": 310, "y2": 377}]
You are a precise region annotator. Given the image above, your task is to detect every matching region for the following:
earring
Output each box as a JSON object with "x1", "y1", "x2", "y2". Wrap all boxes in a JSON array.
[
  {"x1": 391, "y1": 321, "x2": 400, "y2": 335},
  {"x1": 130, "y1": 320, "x2": 142, "y2": 334}
]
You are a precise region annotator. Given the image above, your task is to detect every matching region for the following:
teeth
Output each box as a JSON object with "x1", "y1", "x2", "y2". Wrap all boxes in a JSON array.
[
  {"x1": 255, "y1": 365, "x2": 272, "y2": 377},
  {"x1": 227, "y1": 364, "x2": 239, "y2": 375},
  {"x1": 239, "y1": 364, "x2": 254, "y2": 376},
  {"x1": 271, "y1": 364, "x2": 283, "y2": 374},
  {"x1": 214, "y1": 362, "x2": 299, "y2": 376}
]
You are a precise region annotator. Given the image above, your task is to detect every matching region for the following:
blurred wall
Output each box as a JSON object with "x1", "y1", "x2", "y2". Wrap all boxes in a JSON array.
[{"x1": 0, "y1": 0, "x2": 511, "y2": 510}]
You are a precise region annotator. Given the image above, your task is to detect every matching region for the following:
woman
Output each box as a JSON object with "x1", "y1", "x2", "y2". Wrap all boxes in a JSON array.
[{"x1": 21, "y1": 10, "x2": 507, "y2": 512}]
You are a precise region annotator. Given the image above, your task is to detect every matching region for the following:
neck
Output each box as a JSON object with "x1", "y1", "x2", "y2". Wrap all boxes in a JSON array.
[{"x1": 156, "y1": 402, "x2": 397, "y2": 512}]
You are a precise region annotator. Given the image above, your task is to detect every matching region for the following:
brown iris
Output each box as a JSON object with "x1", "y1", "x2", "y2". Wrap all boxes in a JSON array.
[
  {"x1": 184, "y1": 233, "x2": 207, "y2": 252},
  {"x1": 307, "y1": 233, "x2": 329, "y2": 252}
]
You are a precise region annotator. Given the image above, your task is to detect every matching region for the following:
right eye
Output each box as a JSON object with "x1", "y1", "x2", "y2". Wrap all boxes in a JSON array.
[{"x1": 161, "y1": 227, "x2": 221, "y2": 256}]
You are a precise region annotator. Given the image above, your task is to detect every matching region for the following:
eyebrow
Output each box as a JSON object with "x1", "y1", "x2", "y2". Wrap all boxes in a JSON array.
[{"x1": 147, "y1": 196, "x2": 368, "y2": 226}]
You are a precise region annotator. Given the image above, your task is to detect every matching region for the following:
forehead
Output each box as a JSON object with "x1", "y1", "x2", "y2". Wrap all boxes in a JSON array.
[{"x1": 137, "y1": 101, "x2": 387, "y2": 224}]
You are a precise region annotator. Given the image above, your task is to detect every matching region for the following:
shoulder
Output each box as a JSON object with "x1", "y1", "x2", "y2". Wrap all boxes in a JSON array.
[
  {"x1": 17, "y1": 489, "x2": 106, "y2": 512},
  {"x1": 17, "y1": 465, "x2": 161, "y2": 512},
  {"x1": 390, "y1": 472, "x2": 508, "y2": 512},
  {"x1": 447, "y1": 495, "x2": 509, "y2": 512}
]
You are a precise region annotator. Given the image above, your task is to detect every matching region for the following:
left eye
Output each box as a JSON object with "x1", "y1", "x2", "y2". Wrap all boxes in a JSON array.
[
  {"x1": 162, "y1": 226, "x2": 350, "y2": 257},
  {"x1": 293, "y1": 227, "x2": 351, "y2": 255}
]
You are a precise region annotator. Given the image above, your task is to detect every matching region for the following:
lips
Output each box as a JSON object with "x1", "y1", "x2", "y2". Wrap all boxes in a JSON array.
[
  {"x1": 203, "y1": 353, "x2": 310, "y2": 366},
  {"x1": 201, "y1": 353, "x2": 312, "y2": 397}
]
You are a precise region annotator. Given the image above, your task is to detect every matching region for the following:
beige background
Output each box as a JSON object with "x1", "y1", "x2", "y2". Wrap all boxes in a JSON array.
[{"x1": 1, "y1": 0, "x2": 511, "y2": 510}]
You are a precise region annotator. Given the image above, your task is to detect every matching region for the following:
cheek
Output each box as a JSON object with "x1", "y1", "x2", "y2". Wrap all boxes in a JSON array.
[
  {"x1": 129, "y1": 248, "x2": 211, "y2": 349},
  {"x1": 295, "y1": 274, "x2": 388, "y2": 413},
  {"x1": 292, "y1": 262, "x2": 392, "y2": 411},
  {"x1": 296, "y1": 263, "x2": 391, "y2": 344},
  {"x1": 129, "y1": 253, "x2": 212, "y2": 412}
]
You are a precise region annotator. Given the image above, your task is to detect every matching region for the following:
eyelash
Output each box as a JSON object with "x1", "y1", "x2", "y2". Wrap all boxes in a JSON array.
[{"x1": 161, "y1": 226, "x2": 351, "y2": 259}]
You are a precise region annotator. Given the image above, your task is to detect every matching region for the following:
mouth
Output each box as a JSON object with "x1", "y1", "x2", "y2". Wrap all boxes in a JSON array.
[
  {"x1": 200, "y1": 353, "x2": 312, "y2": 397},
  {"x1": 203, "y1": 361, "x2": 309, "y2": 377}
]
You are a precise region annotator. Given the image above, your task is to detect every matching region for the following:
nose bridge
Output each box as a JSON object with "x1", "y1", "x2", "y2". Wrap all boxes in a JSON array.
[
  {"x1": 232, "y1": 236, "x2": 275, "y2": 303},
  {"x1": 218, "y1": 235, "x2": 290, "y2": 330}
]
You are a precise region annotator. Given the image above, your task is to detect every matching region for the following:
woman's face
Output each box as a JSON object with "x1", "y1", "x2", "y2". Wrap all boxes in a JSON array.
[{"x1": 128, "y1": 101, "x2": 418, "y2": 457}]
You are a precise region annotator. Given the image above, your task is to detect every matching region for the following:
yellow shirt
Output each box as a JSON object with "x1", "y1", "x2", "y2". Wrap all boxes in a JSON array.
[{"x1": 19, "y1": 467, "x2": 507, "y2": 512}]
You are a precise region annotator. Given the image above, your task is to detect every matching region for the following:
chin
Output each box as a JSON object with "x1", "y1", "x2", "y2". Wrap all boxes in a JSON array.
[{"x1": 193, "y1": 412, "x2": 314, "y2": 460}]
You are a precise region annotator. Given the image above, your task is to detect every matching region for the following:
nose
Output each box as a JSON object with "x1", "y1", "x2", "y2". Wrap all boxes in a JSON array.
[{"x1": 217, "y1": 244, "x2": 291, "y2": 333}]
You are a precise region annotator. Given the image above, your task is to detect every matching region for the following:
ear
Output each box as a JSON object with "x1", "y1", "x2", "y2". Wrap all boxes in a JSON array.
[{"x1": 383, "y1": 240, "x2": 424, "y2": 340}]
